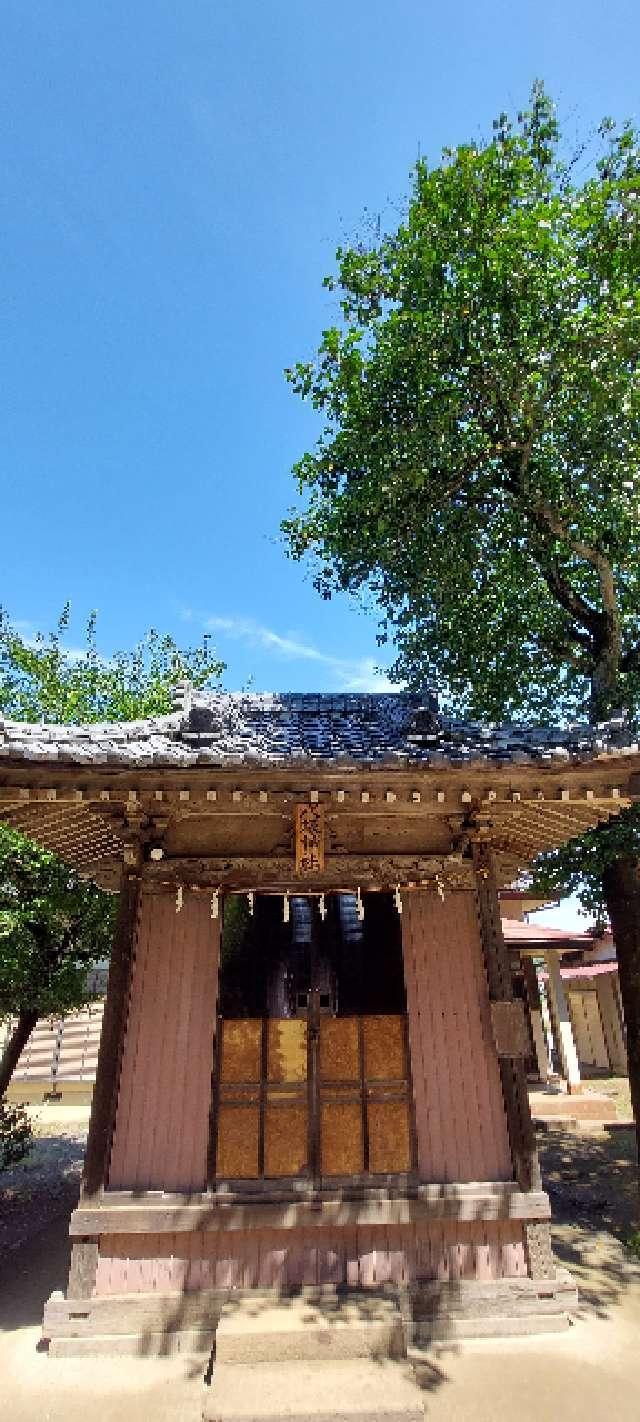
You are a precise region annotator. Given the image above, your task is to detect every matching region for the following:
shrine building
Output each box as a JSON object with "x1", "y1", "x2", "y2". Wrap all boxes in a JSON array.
[{"x1": 1, "y1": 688, "x2": 638, "y2": 1358}]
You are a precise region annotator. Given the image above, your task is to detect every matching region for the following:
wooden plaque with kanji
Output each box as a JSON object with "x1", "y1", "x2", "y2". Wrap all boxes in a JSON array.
[{"x1": 294, "y1": 803, "x2": 325, "y2": 874}]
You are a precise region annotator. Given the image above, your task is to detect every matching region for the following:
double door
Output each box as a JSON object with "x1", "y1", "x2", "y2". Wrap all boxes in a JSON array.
[{"x1": 212, "y1": 999, "x2": 415, "y2": 1183}]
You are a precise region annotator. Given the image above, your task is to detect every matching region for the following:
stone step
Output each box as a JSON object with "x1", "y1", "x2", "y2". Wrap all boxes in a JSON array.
[
  {"x1": 203, "y1": 1359, "x2": 425, "y2": 1422},
  {"x1": 215, "y1": 1296, "x2": 405, "y2": 1365}
]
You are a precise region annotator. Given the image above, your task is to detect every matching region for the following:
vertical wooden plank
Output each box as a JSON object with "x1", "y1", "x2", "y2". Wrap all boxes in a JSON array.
[
  {"x1": 401, "y1": 902, "x2": 429, "y2": 1177},
  {"x1": 109, "y1": 891, "x2": 168, "y2": 1188},
  {"x1": 345, "y1": 1226, "x2": 359, "y2": 1288},
  {"x1": 82, "y1": 873, "x2": 140, "y2": 1197},
  {"x1": 443, "y1": 901, "x2": 478, "y2": 1180},
  {"x1": 190, "y1": 899, "x2": 221, "y2": 1187},
  {"x1": 163, "y1": 900, "x2": 200, "y2": 1189},
  {"x1": 300, "y1": 1227, "x2": 314, "y2": 1288},
  {"x1": 284, "y1": 1229, "x2": 306, "y2": 1292},
  {"x1": 318, "y1": 1233, "x2": 342, "y2": 1285},
  {"x1": 429, "y1": 915, "x2": 464, "y2": 1183},
  {"x1": 385, "y1": 1225, "x2": 404, "y2": 1286},
  {"x1": 403, "y1": 895, "x2": 444, "y2": 1179},
  {"x1": 109, "y1": 889, "x2": 220, "y2": 1191},
  {"x1": 473, "y1": 844, "x2": 542, "y2": 1195},
  {"x1": 143, "y1": 895, "x2": 180, "y2": 1188},
  {"x1": 465, "y1": 900, "x2": 513, "y2": 1180},
  {"x1": 403, "y1": 890, "x2": 513, "y2": 1185},
  {"x1": 475, "y1": 1226, "x2": 492, "y2": 1282},
  {"x1": 452, "y1": 896, "x2": 502, "y2": 1180},
  {"x1": 358, "y1": 1226, "x2": 376, "y2": 1288},
  {"x1": 67, "y1": 1239, "x2": 99, "y2": 1299}
]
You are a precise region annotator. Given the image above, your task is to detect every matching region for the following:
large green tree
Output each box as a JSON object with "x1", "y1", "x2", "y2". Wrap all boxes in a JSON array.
[
  {"x1": 0, "y1": 610, "x2": 224, "y2": 1095},
  {"x1": 284, "y1": 85, "x2": 640, "y2": 1149}
]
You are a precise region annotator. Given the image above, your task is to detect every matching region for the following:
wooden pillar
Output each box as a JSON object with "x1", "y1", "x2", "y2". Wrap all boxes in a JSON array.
[
  {"x1": 544, "y1": 952, "x2": 581, "y2": 1091},
  {"x1": 596, "y1": 975, "x2": 628, "y2": 1074},
  {"x1": 522, "y1": 956, "x2": 550, "y2": 1083},
  {"x1": 472, "y1": 844, "x2": 541, "y2": 1193}
]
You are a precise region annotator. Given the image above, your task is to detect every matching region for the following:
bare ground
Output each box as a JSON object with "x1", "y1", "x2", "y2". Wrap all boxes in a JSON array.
[
  {"x1": 0, "y1": 1102, "x2": 88, "y2": 1257},
  {"x1": 1, "y1": 1102, "x2": 640, "y2": 1420}
]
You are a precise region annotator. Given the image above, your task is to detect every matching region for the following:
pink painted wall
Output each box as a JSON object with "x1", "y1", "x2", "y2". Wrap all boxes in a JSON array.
[
  {"x1": 108, "y1": 889, "x2": 220, "y2": 1192},
  {"x1": 402, "y1": 891, "x2": 512, "y2": 1184},
  {"x1": 94, "y1": 1219, "x2": 527, "y2": 1294}
]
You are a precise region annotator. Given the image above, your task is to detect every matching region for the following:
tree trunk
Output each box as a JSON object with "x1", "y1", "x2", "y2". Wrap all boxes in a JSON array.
[
  {"x1": 602, "y1": 857, "x2": 640, "y2": 1168},
  {"x1": 0, "y1": 1008, "x2": 39, "y2": 1097}
]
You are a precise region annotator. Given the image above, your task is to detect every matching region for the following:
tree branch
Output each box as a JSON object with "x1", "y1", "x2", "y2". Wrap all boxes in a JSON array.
[{"x1": 524, "y1": 531, "x2": 601, "y2": 638}]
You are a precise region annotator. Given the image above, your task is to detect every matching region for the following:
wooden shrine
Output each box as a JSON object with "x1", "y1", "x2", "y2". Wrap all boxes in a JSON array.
[{"x1": 1, "y1": 688, "x2": 638, "y2": 1356}]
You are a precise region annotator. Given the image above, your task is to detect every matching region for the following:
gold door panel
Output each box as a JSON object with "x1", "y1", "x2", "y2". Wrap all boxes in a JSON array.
[{"x1": 213, "y1": 1014, "x2": 414, "y2": 1183}]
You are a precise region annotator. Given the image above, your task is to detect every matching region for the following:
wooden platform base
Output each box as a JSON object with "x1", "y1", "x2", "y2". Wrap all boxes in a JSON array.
[{"x1": 43, "y1": 1273, "x2": 578, "y2": 1358}]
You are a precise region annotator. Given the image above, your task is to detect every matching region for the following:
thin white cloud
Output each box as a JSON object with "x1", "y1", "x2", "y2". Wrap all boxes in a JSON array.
[{"x1": 204, "y1": 615, "x2": 396, "y2": 692}]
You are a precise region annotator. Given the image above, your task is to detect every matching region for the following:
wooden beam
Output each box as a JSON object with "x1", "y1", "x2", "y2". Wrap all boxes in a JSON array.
[
  {"x1": 142, "y1": 855, "x2": 477, "y2": 890},
  {"x1": 70, "y1": 1185, "x2": 551, "y2": 1236}
]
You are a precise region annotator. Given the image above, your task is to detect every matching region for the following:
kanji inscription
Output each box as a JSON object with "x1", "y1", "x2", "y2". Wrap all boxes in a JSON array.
[{"x1": 295, "y1": 804, "x2": 325, "y2": 873}]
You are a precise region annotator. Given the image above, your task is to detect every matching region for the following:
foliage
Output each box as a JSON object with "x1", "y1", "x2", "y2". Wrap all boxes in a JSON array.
[
  {"x1": 0, "y1": 605, "x2": 224, "y2": 723},
  {"x1": 0, "y1": 1099, "x2": 33, "y2": 1169},
  {"x1": 0, "y1": 826, "x2": 115, "y2": 1019},
  {"x1": 0, "y1": 608, "x2": 225, "y2": 1087},
  {"x1": 531, "y1": 804, "x2": 640, "y2": 926},
  {"x1": 284, "y1": 83, "x2": 640, "y2": 725}
]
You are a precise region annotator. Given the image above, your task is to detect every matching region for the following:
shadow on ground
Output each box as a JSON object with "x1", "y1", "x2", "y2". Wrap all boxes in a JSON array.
[
  {"x1": 0, "y1": 1206, "x2": 71, "y2": 1333},
  {"x1": 539, "y1": 1124, "x2": 638, "y2": 1242}
]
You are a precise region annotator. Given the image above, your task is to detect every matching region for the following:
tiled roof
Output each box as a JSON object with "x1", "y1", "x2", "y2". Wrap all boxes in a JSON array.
[{"x1": 0, "y1": 688, "x2": 637, "y2": 770}]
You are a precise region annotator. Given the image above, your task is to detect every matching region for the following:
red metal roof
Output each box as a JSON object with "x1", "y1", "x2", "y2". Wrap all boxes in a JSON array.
[
  {"x1": 559, "y1": 960, "x2": 618, "y2": 980},
  {"x1": 501, "y1": 917, "x2": 590, "y2": 949}
]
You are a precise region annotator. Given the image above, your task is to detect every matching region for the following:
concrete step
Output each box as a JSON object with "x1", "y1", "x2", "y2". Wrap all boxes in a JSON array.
[
  {"x1": 203, "y1": 1359, "x2": 425, "y2": 1421},
  {"x1": 215, "y1": 1296, "x2": 405, "y2": 1365},
  {"x1": 530, "y1": 1091, "x2": 616, "y2": 1121},
  {"x1": 409, "y1": 1310, "x2": 569, "y2": 1344}
]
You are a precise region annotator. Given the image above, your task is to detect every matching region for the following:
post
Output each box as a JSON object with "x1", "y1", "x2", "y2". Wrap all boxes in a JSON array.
[
  {"x1": 544, "y1": 952, "x2": 581, "y2": 1092},
  {"x1": 522, "y1": 956, "x2": 550, "y2": 1083},
  {"x1": 596, "y1": 975, "x2": 628, "y2": 1075}
]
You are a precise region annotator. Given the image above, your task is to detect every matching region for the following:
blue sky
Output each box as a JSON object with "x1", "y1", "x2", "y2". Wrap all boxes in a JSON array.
[{"x1": 2, "y1": 0, "x2": 639, "y2": 701}]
